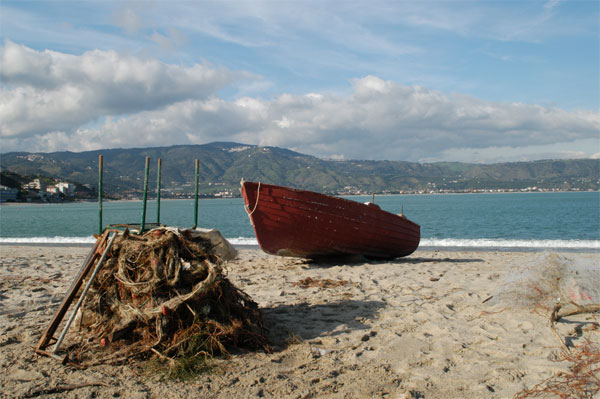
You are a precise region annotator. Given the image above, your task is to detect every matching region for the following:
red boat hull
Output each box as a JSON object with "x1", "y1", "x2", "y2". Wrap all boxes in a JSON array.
[{"x1": 241, "y1": 181, "x2": 420, "y2": 259}]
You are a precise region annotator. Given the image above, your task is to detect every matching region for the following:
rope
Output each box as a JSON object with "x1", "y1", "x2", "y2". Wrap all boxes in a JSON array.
[{"x1": 246, "y1": 182, "x2": 261, "y2": 216}]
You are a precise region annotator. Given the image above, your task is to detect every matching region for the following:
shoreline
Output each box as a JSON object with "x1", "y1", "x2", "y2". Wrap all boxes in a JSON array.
[
  {"x1": 1, "y1": 242, "x2": 598, "y2": 254},
  {"x1": 1, "y1": 189, "x2": 597, "y2": 207},
  {"x1": 1, "y1": 246, "x2": 598, "y2": 398}
]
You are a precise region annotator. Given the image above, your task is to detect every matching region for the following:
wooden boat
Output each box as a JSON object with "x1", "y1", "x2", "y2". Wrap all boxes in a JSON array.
[{"x1": 241, "y1": 180, "x2": 420, "y2": 259}]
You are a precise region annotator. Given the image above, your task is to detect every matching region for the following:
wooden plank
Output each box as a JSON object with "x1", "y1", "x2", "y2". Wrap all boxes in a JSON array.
[{"x1": 35, "y1": 231, "x2": 110, "y2": 353}]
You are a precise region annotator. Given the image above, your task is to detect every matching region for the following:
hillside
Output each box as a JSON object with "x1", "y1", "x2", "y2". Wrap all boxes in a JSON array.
[{"x1": 1, "y1": 142, "x2": 598, "y2": 198}]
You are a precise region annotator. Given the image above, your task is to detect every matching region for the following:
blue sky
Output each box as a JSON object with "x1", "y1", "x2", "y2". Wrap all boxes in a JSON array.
[{"x1": 1, "y1": 0, "x2": 598, "y2": 162}]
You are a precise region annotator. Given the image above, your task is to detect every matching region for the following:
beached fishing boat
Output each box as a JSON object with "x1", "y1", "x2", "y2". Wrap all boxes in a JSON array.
[{"x1": 241, "y1": 180, "x2": 420, "y2": 259}]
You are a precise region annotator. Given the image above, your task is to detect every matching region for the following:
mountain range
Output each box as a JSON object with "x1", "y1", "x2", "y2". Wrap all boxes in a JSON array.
[{"x1": 1, "y1": 142, "x2": 598, "y2": 197}]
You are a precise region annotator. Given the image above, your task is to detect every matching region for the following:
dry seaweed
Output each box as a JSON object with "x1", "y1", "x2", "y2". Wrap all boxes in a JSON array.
[
  {"x1": 513, "y1": 340, "x2": 600, "y2": 399},
  {"x1": 68, "y1": 228, "x2": 269, "y2": 371},
  {"x1": 293, "y1": 277, "x2": 355, "y2": 289},
  {"x1": 513, "y1": 303, "x2": 600, "y2": 399}
]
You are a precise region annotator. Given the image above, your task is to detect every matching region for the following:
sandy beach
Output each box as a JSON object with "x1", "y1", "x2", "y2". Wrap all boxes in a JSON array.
[{"x1": 0, "y1": 245, "x2": 598, "y2": 398}]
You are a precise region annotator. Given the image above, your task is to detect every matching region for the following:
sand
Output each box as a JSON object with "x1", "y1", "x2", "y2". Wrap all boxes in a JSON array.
[{"x1": 0, "y1": 245, "x2": 598, "y2": 399}]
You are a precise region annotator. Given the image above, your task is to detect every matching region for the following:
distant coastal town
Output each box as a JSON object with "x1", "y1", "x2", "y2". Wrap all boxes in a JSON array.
[
  {"x1": 1, "y1": 176, "x2": 596, "y2": 204},
  {"x1": 0, "y1": 178, "x2": 79, "y2": 203}
]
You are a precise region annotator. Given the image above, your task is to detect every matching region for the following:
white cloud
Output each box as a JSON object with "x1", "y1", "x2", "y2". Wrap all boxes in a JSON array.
[
  {"x1": 1, "y1": 44, "x2": 598, "y2": 163},
  {"x1": 429, "y1": 138, "x2": 600, "y2": 164},
  {"x1": 112, "y1": 6, "x2": 143, "y2": 35},
  {"x1": 275, "y1": 116, "x2": 293, "y2": 128},
  {"x1": 544, "y1": 0, "x2": 565, "y2": 11},
  {"x1": 0, "y1": 41, "x2": 241, "y2": 138},
  {"x1": 150, "y1": 28, "x2": 187, "y2": 52}
]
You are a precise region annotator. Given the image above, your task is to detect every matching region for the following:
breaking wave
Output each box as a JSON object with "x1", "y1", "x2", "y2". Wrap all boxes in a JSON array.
[
  {"x1": 419, "y1": 238, "x2": 600, "y2": 250},
  {"x1": 228, "y1": 237, "x2": 260, "y2": 246},
  {"x1": 0, "y1": 236, "x2": 97, "y2": 244}
]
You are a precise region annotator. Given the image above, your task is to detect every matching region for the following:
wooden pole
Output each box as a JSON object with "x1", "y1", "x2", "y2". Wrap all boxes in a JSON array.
[
  {"x1": 98, "y1": 155, "x2": 103, "y2": 235},
  {"x1": 193, "y1": 159, "x2": 199, "y2": 229},
  {"x1": 156, "y1": 158, "x2": 162, "y2": 225},
  {"x1": 140, "y1": 156, "x2": 150, "y2": 233}
]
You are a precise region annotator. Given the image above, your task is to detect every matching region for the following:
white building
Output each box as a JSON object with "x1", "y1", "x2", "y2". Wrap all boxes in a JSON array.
[
  {"x1": 56, "y1": 182, "x2": 76, "y2": 197},
  {"x1": 23, "y1": 178, "x2": 46, "y2": 191}
]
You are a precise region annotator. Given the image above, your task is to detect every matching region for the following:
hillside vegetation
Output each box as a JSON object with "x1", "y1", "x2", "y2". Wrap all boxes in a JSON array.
[{"x1": 1, "y1": 142, "x2": 598, "y2": 197}]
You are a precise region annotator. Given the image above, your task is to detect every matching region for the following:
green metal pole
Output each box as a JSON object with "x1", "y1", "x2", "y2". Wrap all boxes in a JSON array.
[
  {"x1": 193, "y1": 159, "x2": 199, "y2": 229},
  {"x1": 156, "y1": 158, "x2": 162, "y2": 225},
  {"x1": 98, "y1": 154, "x2": 103, "y2": 235},
  {"x1": 140, "y1": 156, "x2": 150, "y2": 234}
]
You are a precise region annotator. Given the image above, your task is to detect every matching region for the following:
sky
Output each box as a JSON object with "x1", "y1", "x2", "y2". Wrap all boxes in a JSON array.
[{"x1": 0, "y1": 0, "x2": 598, "y2": 163}]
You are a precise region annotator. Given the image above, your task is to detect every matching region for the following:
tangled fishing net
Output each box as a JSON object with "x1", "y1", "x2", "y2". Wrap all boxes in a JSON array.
[
  {"x1": 487, "y1": 253, "x2": 600, "y2": 312},
  {"x1": 485, "y1": 253, "x2": 600, "y2": 398},
  {"x1": 68, "y1": 227, "x2": 270, "y2": 370}
]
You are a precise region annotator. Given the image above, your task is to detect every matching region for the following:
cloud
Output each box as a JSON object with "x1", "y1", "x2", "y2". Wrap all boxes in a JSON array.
[
  {"x1": 1, "y1": 44, "x2": 598, "y2": 163},
  {"x1": 374, "y1": 0, "x2": 588, "y2": 43},
  {"x1": 112, "y1": 6, "x2": 143, "y2": 35},
  {"x1": 544, "y1": 0, "x2": 565, "y2": 11},
  {"x1": 151, "y1": 28, "x2": 187, "y2": 52},
  {"x1": 0, "y1": 41, "x2": 242, "y2": 138},
  {"x1": 431, "y1": 137, "x2": 600, "y2": 164}
]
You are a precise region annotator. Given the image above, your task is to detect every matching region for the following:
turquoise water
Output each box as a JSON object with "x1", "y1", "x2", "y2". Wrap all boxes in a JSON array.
[{"x1": 0, "y1": 192, "x2": 598, "y2": 250}]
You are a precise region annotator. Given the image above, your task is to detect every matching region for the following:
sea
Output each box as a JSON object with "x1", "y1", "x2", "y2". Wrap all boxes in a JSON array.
[{"x1": 0, "y1": 191, "x2": 599, "y2": 252}]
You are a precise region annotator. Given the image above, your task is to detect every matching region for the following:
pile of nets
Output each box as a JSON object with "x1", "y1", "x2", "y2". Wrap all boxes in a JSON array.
[{"x1": 70, "y1": 227, "x2": 270, "y2": 368}]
